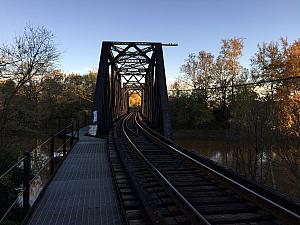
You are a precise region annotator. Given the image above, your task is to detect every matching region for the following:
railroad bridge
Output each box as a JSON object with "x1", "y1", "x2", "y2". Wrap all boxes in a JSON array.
[
  {"x1": 2, "y1": 41, "x2": 299, "y2": 225},
  {"x1": 92, "y1": 41, "x2": 172, "y2": 138}
]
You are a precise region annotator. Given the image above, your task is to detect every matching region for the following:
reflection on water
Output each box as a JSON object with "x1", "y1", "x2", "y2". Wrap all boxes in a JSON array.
[
  {"x1": 30, "y1": 177, "x2": 43, "y2": 205},
  {"x1": 29, "y1": 144, "x2": 50, "y2": 205},
  {"x1": 174, "y1": 133, "x2": 300, "y2": 202},
  {"x1": 16, "y1": 136, "x2": 66, "y2": 206},
  {"x1": 173, "y1": 137, "x2": 225, "y2": 163},
  {"x1": 29, "y1": 138, "x2": 67, "y2": 205}
]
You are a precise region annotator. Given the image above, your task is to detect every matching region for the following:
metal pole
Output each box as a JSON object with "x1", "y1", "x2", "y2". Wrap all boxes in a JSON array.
[
  {"x1": 23, "y1": 151, "x2": 31, "y2": 214},
  {"x1": 77, "y1": 117, "x2": 80, "y2": 140},
  {"x1": 70, "y1": 123, "x2": 74, "y2": 148},
  {"x1": 63, "y1": 128, "x2": 67, "y2": 156},
  {"x1": 58, "y1": 119, "x2": 61, "y2": 133},
  {"x1": 50, "y1": 135, "x2": 55, "y2": 174}
]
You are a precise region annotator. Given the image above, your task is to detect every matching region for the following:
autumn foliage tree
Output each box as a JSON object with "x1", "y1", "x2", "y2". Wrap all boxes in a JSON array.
[
  {"x1": 251, "y1": 38, "x2": 300, "y2": 136},
  {"x1": 172, "y1": 37, "x2": 300, "y2": 198}
]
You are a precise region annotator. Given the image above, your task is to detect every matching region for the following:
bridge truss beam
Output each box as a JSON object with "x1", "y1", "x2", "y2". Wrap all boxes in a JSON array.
[{"x1": 92, "y1": 41, "x2": 172, "y2": 138}]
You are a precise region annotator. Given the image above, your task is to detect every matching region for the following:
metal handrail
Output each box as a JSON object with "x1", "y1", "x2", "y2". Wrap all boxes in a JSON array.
[
  {"x1": 0, "y1": 124, "x2": 72, "y2": 180},
  {"x1": 27, "y1": 126, "x2": 74, "y2": 195},
  {"x1": 31, "y1": 136, "x2": 53, "y2": 152},
  {"x1": 0, "y1": 156, "x2": 26, "y2": 180},
  {"x1": 0, "y1": 120, "x2": 78, "y2": 224},
  {"x1": 54, "y1": 136, "x2": 72, "y2": 153},
  {"x1": 52, "y1": 124, "x2": 73, "y2": 138}
]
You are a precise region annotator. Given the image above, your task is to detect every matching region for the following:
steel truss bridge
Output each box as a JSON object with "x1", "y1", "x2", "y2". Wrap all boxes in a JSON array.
[{"x1": 92, "y1": 41, "x2": 173, "y2": 138}]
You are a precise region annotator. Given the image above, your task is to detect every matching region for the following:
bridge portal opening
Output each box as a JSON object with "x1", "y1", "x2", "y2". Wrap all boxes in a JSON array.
[{"x1": 129, "y1": 91, "x2": 142, "y2": 108}]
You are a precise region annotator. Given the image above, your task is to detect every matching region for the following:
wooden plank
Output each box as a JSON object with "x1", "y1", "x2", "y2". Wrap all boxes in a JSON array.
[
  {"x1": 205, "y1": 213, "x2": 274, "y2": 224},
  {"x1": 196, "y1": 203, "x2": 259, "y2": 215}
]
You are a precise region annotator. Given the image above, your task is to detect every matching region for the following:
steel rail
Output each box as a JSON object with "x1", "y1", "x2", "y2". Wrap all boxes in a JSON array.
[
  {"x1": 29, "y1": 123, "x2": 72, "y2": 154},
  {"x1": 30, "y1": 133, "x2": 73, "y2": 185},
  {"x1": 31, "y1": 136, "x2": 53, "y2": 152},
  {"x1": 0, "y1": 195, "x2": 21, "y2": 223},
  {"x1": 0, "y1": 123, "x2": 73, "y2": 180},
  {"x1": 0, "y1": 186, "x2": 27, "y2": 224},
  {"x1": 52, "y1": 124, "x2": 72, "y2": 137},
  {"x1": 122, "y1": 113, "x2": 211, "y2": 225},
  {"x1": 135, "y1": 114, "x2": 300, "y2": 224},
  {"x1": 54, "y1": 136, "x2": 72, "y2": 153},
  {"x1": 0, "y1": 156, "x2": 26, "y2": 180},
  {"x1": 168, "y1": 75, "x2": 300, "y2": 92}
]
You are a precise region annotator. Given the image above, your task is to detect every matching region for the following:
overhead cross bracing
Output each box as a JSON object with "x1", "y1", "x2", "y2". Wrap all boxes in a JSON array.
[
  {"x1": 110, "y1": 43, "x2": 153, "y2": 98},
  {"x1": 92, "y1": 41, "x2": 172, "y2": 137}
]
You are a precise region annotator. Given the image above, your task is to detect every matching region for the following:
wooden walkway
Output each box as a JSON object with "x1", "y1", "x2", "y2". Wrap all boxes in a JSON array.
[{"x1": 27, "y1": 128, "x2": 125, "y2": 225}]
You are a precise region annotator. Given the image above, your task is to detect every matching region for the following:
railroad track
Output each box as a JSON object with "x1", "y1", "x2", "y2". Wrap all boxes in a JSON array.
[{"x1": 109, "y1": 112, "x2": 300, "y2": 225}]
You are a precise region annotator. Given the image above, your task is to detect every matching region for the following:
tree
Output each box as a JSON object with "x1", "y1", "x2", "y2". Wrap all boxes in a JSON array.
[
  {"x1": 196, "y1": 51, "x2": 214, "y2": 99},
  {"x1": 180, "y1": 53, "x2": 199, "y2": 88},
  {"x1": 0, "y1": 25, "x2": 59, "y2": 143},
  {"x1": 251, "y1": 38, "x2": 300, "y2": 135},
  {"x1": 215, "y1": 37, "x2": 244, "y2": 107},
  {"x1": 180, "y1": 51, "x2": 214, "y2": 91},
  {"x1": 276, "y1": 39, "x2": 300, "y2": 136}
]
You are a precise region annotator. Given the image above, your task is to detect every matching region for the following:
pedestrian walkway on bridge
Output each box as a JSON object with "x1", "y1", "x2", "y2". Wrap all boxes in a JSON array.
[{"x1": 27, "y1": 127, "x2": 125, "y2": 225}]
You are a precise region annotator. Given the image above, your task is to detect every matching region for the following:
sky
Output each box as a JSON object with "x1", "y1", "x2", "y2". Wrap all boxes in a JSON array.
[{"x1": 1, "y1": 0, "x2": 300, "y2": 83}]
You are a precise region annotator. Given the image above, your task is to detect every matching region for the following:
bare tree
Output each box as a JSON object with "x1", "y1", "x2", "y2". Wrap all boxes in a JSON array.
[{"x1": 0, "y1": 25, "x2": 59, "y2": 142}]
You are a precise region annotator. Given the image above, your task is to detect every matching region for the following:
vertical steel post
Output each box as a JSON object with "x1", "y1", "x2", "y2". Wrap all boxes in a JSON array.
[
  {"x1": 154, "y1": 43, "x2": 172, "y2": 138},
  {"x1": 92, "y1": 42, "x2": 110, "y2": 135},
  {"x1": 77, "y1": 117, "x2": 80, "y2": 140},
  {"x1": 23, "y1": 151, "x2": 31, "y2": 214},
  {"x1": 70, "y1": 123, "x2": 74, "y2": 148},
  {"x1": 63, "y1": 128, "x2": 67, "y2": 156},
  {"x1": 58, "y1": 119, "x2": 61, "y2": 133},
  {"x1": 50, "y1": 135, "x2": 55, "y2": 174}
]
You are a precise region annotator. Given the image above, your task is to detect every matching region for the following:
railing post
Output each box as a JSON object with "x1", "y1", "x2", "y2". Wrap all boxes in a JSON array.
[
  {"x1": 50, "y1": 135, "x2": 55, "y2": 174},
  {"x1": 70, "y1": 123, "x2": 74, "y2": 148},
  {"x1": 77, "y1": 117, "x2": 80, "y2": 140},
  {"x1": 23, "y1": 151, "x2": 31, "y2": 214},
  {"x1": 63, "y1": 128, "x2": 67, "y2": 156},
  {"x1": 58, "y1": 119, "x2": 61, "y2": 133}
]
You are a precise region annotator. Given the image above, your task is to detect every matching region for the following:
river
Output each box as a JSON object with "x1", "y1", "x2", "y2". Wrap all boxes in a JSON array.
[{"x1": 173, "y1": 129, "x2": 300, "y2": 202}]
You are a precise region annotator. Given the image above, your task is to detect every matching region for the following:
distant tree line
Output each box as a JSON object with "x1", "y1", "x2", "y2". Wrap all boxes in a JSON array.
[
  {"x1": 169, "y1": 37, "x2": 300, "y2": 200},
  {"x1": 170, "y1": 37, "x2": 299, "y2": 135}
]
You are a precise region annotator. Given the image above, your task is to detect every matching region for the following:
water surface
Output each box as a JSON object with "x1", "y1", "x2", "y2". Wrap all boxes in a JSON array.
[{"x1": 173, "y1": 130, "x2": 300, "y2": 202}]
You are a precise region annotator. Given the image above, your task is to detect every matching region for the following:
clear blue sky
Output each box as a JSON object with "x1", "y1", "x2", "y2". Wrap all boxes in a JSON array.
[{"x1": 1, "y1": 0, "x2": 300, "y2": 83}]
